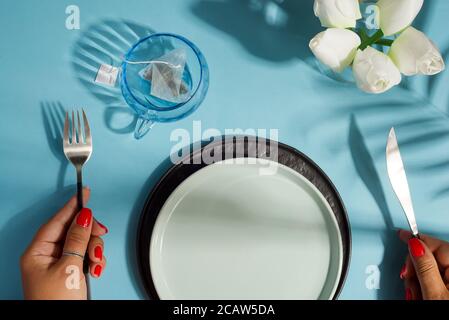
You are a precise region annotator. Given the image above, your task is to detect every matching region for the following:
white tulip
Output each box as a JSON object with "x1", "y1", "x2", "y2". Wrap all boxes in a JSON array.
[
  {"x1": 309, "y1": 28, "x2": 361, "y2": 73},
  {"x1": 377, "y1": 0, "x2": 423, "y2": 36},
  {"x1": 389, "y1": 27, "x2": 445, "y2": 76},
  {"x1": 313, "y1": 0, "x2": 362, "y2": 28},
  {"x1": 353, "y1": 46, "x2": 401, "y2": 94}
]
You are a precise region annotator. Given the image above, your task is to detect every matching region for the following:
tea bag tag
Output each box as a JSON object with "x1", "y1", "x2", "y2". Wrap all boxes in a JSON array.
[{"x1": 95, "y1": 64, "x2": 119, "y2": 87}]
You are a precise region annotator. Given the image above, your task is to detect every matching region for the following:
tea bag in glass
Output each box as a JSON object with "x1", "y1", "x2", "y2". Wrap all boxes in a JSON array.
[{"x1": 139, "y1": 48, "x2": 190, "y2": 103}]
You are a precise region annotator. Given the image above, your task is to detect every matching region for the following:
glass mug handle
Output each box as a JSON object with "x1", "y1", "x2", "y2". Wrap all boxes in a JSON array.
[{"x1": 134, "y1": 117, "x2": 155, "y2": 139}]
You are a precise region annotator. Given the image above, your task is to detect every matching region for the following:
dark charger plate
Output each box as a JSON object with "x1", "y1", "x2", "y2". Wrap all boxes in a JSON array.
[{"x1": 137, "y1": 136, "x2": 351, "y2": 299}]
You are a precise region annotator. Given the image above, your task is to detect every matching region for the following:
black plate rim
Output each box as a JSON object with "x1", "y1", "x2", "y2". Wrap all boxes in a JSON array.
[{"x1": 137, "y1": 136, "x2": 352, "y2": 300}]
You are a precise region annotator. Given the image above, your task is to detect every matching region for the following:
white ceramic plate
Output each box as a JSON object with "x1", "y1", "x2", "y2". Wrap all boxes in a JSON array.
[{"x1": 149, "y1": 159, "x2": 343, "y2": 299}]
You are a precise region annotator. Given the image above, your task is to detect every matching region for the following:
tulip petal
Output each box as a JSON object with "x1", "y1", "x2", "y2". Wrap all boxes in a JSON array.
[
  {"x1": 309, "y1": 28, "x2": 361, "y2": 73},
  {"x1": 353, "y1": 47, "x2": 401, "y2": 94},
  {"x1": 389, "y1": 27, "x2": 445, "y2": 76},
  {"x1": 377, "y1": 0, "x2": 424, "y2": 36},
  {"x1": 314, "y1": 0, "x2": 361, "y2": 28},
  {"x1": 336, "y1": 0, "x2": 362, "y2": 20}
]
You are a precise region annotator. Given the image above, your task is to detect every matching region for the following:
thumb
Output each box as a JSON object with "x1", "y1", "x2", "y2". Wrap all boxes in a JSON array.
[
  {"x1": 408, "y1": 237, "x2": 447, "y2": 300},
  {"x1": 60, "y1": 208, "x2": 93, "y2": 269}
]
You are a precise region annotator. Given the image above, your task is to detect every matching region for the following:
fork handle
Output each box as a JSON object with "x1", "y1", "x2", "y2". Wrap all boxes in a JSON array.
[
  {"x1": 76, "y1": 180, "x2": 83, "y2": 212},
  {"x1": 76, "y1": 167, "x2": 91, "y2": 300}
]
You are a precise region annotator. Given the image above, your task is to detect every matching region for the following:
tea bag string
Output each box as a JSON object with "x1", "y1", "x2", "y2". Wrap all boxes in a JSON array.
[{"x1": 123, "y1": 59, "x2": 182, "y2": 69}]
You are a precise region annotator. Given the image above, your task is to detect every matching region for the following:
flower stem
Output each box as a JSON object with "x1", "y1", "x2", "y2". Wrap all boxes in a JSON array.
[
  {"x1": 359, "y1": 29, "x2": 384, "y2": 50},
  {"x1": 375, "y1": 39, "x2": 394, "y2": 47},
  {"x1": 358, "y1": 28, "x2": 369, "y2": 44}
]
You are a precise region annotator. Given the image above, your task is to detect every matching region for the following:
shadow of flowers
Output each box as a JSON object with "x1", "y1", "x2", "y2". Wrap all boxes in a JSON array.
[{"x1": 191, "y1": 0, "x2": 321, "y2": 62}]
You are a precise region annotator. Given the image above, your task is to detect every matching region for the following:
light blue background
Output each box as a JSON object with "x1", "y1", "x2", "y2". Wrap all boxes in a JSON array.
[{"x1": 1, "y1": 0, "x2": 449, "y2": 300}]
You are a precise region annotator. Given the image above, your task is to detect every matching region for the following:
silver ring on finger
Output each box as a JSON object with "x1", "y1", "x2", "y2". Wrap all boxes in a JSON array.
[{"x1": 62, "y1": 250, "x2": 84, "y2": 260}]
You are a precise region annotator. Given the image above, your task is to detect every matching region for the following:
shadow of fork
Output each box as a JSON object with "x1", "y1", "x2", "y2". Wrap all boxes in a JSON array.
[{"x1": 40, "y1": 101, "x2": 68, "y2": 190}]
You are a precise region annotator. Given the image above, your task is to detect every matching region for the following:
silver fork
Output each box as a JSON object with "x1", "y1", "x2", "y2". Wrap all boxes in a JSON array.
[
  {"x1": 63, "y1": 109, "x2": 93, "y2": 297},
  {"x1": 63, "y1": 109, "x2": 92, "y2": 208}
]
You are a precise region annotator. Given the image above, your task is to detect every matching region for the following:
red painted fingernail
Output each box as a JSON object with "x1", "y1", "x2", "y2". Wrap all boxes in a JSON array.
[
  {"x1": 76, "y1": 208, "x2": 92, "y2": 228},
  {"x1": 400, "y1": 264, "x2": 407, "y2": 280},
  {"x1": 405, "y1": 288, "x2": 412, "y2": 300},
  {"x1": 97, "y1": 221, "x2": 108, "y2": 234},
  {"x1": 94, "y1": 246, "x2": 102, "y2": 260},
  {"x1": 94, "y1": 265, "x2": 102, "y2": 277},
  {"x1": 409, "y1": 238, "x2": 425, "y2": 258}
]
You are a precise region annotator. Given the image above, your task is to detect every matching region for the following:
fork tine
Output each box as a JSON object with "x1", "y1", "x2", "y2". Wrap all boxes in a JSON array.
[
  {"x1": 71, "y1": 110, "x2": 77, "y2": 144},
  {"x1": 77, "y1": 110, "x2": 84, "y2": 143},
  {"x1": 64, "y1": 112, "x2": 70, "y2": 144},
  {"x1": 82, "y1": 109, "x2": 92, "y2": 144}
]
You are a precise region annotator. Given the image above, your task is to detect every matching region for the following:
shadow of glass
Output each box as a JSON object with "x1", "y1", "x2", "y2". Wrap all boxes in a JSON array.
[
  {"x1": 41, "y1": 101, "x2": 68, "y2": 190},
  {"x1": 104, "y1": 106, "x2": 137, "y2": 135},
  {"x1": 349, "y1": 115, "x2": 406, "y2": 299},
  {"x1": 71, "y1": 19, "x2": 155, "y2": 134},
  {"x1": 191, "y1": 0, "x2": 321, "y2": 62},
  {"x1": 0, "y1": 187, "x2": 76, "y2": 299}
]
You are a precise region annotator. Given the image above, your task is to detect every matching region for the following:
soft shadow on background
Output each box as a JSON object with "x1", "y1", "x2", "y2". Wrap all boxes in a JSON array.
[
  {"x1": 6, "y1": 1, "x2": 446, "y2": 300},
  {"x1": 191, "y1": 0, "x2": 321, "y2": 62},
  {"x1": 71, "y1": 19, "x2": 155, "y2": 135},
  {"x1": 41, "y1": 101, "x2": 68, "y2": 190},
  {"x1": 349, "y1": 115, "x2": 407, "y2": 299},
  {"x1": 0, "y1": 187, "x2": 76, "y2": 299},
  {"x1": 0, "y1": 102, "x2": 75, "y2": 298}
]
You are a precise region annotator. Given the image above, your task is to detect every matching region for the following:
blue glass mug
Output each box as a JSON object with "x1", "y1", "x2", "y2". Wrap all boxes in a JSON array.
[{"x1": 121, "y1": 33, "x2": 209, "y2": 139}]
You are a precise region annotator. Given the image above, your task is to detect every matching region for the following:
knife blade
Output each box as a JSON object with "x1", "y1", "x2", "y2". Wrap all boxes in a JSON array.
[{"x1": 386, "y1": 127, "x2": 419, "y2": 237}]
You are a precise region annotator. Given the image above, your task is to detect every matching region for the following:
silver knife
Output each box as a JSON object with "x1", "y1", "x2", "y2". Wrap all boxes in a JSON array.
[{"x1": 386, "y1": 127, "x2": 419, "y2": 237}]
